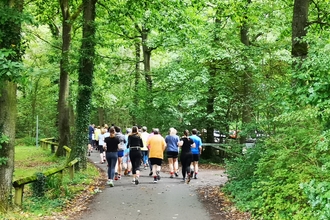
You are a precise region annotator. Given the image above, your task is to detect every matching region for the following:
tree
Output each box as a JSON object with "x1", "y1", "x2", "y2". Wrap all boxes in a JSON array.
[
  {"x1": 56, "y1": 0, "x2": 82, "y2": 157},
  {"x1": 71, "y1": 0, "x2": 98, "y2": 170},
  {"x1": 0, "y1": 0, "x2": 24, "y2": 212}
]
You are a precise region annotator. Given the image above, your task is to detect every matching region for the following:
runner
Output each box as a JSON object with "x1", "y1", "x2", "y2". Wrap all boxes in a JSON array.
[
  {"x1": 147, "y1": 128, "x2": 166, "y2": 183},
  {"x1": 104, "y1": 127, "x2": 120, "y2": 187},
  {"x1": 98, "y1": 128, "x2": 106, "y2": 164},
  {"x1": 178, "y1": 130, "x2": 195, "y2": 184},
  {"x1": 123, "y1": 128, "x2": 132, "y2": 176},
  {"x1": 114, "y1": 126, "x2": 126, "y2": 180},
  {"x1": 189, "y1": 129, "x2": 203, "y2": 179},
  {"x1": 127, "y1": 126, "x2": 143, "y2": 185},
  {"x1": 140, "y1": 126, "x2": 149, "y2": 170},
  {"x1": 165, "y1": 128, "x2": 180, "y2": 178}
]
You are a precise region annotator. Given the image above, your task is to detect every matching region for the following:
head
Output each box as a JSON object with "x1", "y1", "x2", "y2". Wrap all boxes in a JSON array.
[
  {"x1": 132, "y1": 126, "x2": 139, "y2": 134},
  {"x1": 153, "y1": 128, "x2": 160, "y2": 135},
  {"x1": 101, "y1": 128, "x2": 106, "y2": 134},
  {"x1": 142, "y1": 126, "x2": 147, "y2": 132},
  {"x1": 184, "y1": 129, "x2": 189, "y2": 136},
  {"x1": 126, "y1": 128, "x2": 132, "y2": 134},
  {"x1": 114, "y1": 126, "x2": 121, "y2": 133},
  {"x1": 109, "y1": 127, "x2": 116, "y2": 137},
  {"x1": 192, "y1": 129, "x2": 198, "y2": 135},
  {"x1": 169, "y1": 127, "x2": 177, "y2": 135}
]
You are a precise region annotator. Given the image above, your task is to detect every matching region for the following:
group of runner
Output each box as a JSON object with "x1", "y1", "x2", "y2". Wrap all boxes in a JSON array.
[{"x1": 88, "y1": 124, "x2": 203, "y2": 187}]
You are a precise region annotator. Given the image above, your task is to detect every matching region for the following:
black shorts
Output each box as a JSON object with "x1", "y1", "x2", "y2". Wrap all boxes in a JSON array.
[
  {"x1": 167, "y1": 151, "x2": 178, "y2": 159},
  {"x1": 149, "y1": 158, "x2": 162, "y2": 166},
  {"x1": 192, "y1": 154, "x2": 200, "y2": 162}
]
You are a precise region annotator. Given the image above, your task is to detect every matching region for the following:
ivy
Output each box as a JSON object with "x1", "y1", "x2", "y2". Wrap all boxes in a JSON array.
[
  {"x1": 31, "y1": 172, "x2": 47, "y2": 198},
  {"x1": 0, "y1": 49, "x2": 23, "y2": 82},
  {"x1": 0, "y1": 133, "x2": 9, "y2": 165}
]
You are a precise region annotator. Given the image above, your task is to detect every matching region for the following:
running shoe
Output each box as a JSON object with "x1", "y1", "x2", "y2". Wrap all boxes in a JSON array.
[
  {"x1": 187, "y1": 173, "x2": 191, "y2": 184},
  {"x1": 114, "y1": 175, "x2": 118, "y2": 181},
  {"x1": 156, "y1": 171, "x2": 161, "y2": 180},
  {"x1": 109, "y1": 181, "x2": 114, "y2": 187},
  {"x1": 118, "y1": 175, "x2": 121, "y2": 180},
  {"x1": 153, "y1": 177, "x2": 158, "y2": 183},
  {"x1": 149, "y1": 171, "x2": 153, "y2": 176},
  {"x1": 170, "y1": 175, "x2": 174, "y2": 178},
  {"x1": 194, "y1": 173, "x2": 198, "y2": 179},
  {"x1": 190, "y1": 170, "x2": 194, "y2": 178},
  {"x1": 135, "y1": 178, "x2": 139, "y2": 185},
  {"x1": 174, "y1": 172, "x2": 179, "y2": 177},
  {"x1": 106, "y1": 179, "x2": 111, "y2": 185}
]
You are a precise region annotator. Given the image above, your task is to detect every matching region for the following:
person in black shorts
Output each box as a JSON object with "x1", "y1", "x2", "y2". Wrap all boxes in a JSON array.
[
  {"x1": 127, "y1": 126, "x2": 143, "y2": 185},
  {"x1": 178, "y1": 130, "x2": 195, "y2": 183},
  {"x1": 165, "y1": 128, "x2": 180, "y2": 178}
]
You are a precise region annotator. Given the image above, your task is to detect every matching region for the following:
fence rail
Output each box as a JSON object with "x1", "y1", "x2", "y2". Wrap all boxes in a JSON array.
[{"x1": 13, "y1": 142, "x2": 79, "y2": 206}]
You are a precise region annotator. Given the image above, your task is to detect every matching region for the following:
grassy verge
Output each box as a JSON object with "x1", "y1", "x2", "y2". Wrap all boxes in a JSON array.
[{"x1": 1, "y1": 145, "x2": 102, "y2": 220}]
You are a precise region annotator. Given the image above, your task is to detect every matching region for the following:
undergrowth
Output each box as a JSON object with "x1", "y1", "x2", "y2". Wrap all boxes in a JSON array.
[
  {"x1": 1, "y1": 145, "x2": 100, "y2": 220},
  {"x1": 223, "y1": 108, "x2": 330, "y2": 219}
]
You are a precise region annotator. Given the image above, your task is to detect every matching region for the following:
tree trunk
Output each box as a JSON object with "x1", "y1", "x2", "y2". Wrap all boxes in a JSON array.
[
  {"x1": 132, "y1": 41, "x2": 141, "y2": 125},
  {"x1": 0, "y1": 0, "x2": 23, "y2": 212},
  {"x1": 291, "y1": 0, "x2": 310, "y2": 59},
  {"x1": 142, "y1": 27, "x2": 152, "y2": 93},
  {"x1": 203, "y1": 66, "x2": 216, "y2": 159},
  {"x1": 240, "y1": 0, "x2": 253, "y2": 144},
  {"x1": 0, "y1": 82, "x2": 17, "y2": 212},
  {"x1": 141, "y1": 26, "x2": 153, "y2": 124},
  {"x1": 56, "y1": 0, "x2": 72, "y2": 157},
  {"x1": 72, "y1": 0, "x2": 97, "y2": 170},
  {"x1": 98, "y1": 107, "x2": 104, "y2": 126}
]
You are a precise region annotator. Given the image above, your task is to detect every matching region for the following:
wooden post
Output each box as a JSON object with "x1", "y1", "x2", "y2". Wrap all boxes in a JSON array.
[
  {"x1": 69, "y1": 165, "x2": 74, "y2": 180},
  {"x1": 51, "y1": 143, "x2": 55, "y2": 153},
  {"x1": 14, "y1": 185, "x2": 24, "y2": 206}
]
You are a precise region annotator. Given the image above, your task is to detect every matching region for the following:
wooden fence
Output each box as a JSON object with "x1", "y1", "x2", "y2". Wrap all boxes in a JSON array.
[{"x1": 12, "y1": 139, "x2": 79, "y2": 206}]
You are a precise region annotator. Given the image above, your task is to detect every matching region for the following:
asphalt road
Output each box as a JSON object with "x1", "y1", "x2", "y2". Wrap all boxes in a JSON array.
[{"x1": 78, "y1": 151, "x2": 227, "y2": 220}]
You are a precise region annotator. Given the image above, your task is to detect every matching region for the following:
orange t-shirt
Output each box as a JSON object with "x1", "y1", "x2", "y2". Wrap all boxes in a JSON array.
[{"x1": 147, "y1": 134, "x2": 166, "y2": 159}]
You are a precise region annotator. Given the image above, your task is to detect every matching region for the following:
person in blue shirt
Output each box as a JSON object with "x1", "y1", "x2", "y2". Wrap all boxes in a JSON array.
[
  {"x1": 165, "y1": 128, "x2": 180, "y2": 178},
  {"x1": 189, "y1": 129, "x2": 203, "y2": 179}
]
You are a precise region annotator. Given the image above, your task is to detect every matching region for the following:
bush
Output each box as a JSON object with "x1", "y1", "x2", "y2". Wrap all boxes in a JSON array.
[{"x1": 224, "y1": 108, "x2": 330, "y2": 219}]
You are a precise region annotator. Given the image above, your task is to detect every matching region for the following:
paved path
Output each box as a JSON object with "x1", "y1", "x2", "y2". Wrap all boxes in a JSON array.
[{"x1": 78, "y1": 151, "x2": 227, "y2": 220}]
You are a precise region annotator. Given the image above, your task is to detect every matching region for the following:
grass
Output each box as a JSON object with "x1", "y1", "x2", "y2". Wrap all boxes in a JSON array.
[
  {"x1": 14, "y1": 146, "x2": 66, "y2": 180},
  {"x1": 1, "y1": 145, "x2": 101, "y2": 220}
]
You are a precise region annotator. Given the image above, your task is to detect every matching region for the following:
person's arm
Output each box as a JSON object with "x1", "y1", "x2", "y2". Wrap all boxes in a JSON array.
[
  {"x1": 139, "y1": 137, "x2": 143, "y2": 147},
  {"x1": 178, "y1": 137, "x2": 183, "y2": 147},
  {"x1": 190, "y1": 139, "x2": 196, "y2": 148},
  {"x1": 162, "y1": 139, "x2": 166, "y2": 151},
  {"x1": 127, "y1": 136, "x2": 131, "y2": 148}
]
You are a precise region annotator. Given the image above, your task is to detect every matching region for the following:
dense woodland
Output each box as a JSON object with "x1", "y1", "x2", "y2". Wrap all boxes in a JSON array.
[{"x1": 1, "y1": 0, "x2": 330, "y2": 219}]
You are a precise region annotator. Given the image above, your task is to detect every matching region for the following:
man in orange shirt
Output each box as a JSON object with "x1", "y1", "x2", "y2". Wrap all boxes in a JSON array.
[{"x1": 147, "y1": 128, "x2": 166, "y2": 183}]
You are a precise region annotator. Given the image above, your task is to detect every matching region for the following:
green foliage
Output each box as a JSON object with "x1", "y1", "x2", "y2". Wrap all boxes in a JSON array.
[
  {"x1": 0, "y1": 133, "x2": 9, "y2": 165},
  {"x1": 31, "y1": 172, "x2": 47, "y2": 198},
  {"x1": 0, "y1": 49, "x2": 24, "y2": 82},
  {"x1": 224, "y1": 108, "x2": 330, "y2": 219},
  {"x1": 300, "y1": 180, "x2": 330, "y2": 220}
]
